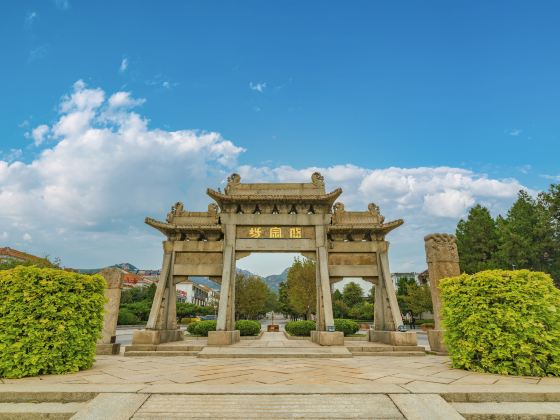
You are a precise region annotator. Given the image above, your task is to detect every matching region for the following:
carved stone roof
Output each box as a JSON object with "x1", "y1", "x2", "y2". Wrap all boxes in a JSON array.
[
  {"x1": 328, "y1": 202, "x2": 404, "y2": 240},
  {"x1": 207, "y1": 172, "x2": 342, "y2": 208},
  {"x1": 145, "y1": 203, "x2": 222, "y2": 240}
]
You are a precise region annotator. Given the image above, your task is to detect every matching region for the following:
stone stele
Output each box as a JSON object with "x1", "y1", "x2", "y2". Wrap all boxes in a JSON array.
[
  {"x1": 96, "y1": 267, "x2": 124, "y2": 355},
  {"x1": 424, "y1": 233, "x2": 460, "y2": 355}
]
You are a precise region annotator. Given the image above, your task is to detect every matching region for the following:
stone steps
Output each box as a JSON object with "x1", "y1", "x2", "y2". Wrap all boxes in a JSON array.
[
  {"x1": 352, "y1": 351, "x2": 426, "y2": 357},
  {"x1": 452, "y1": 401, "x2": 560, "y2": 419},
  {"x1": 197, "y1": 346, "x2": 353, "y2": 358},
  {"x1": 125, "y1": 350, "x2": 199, "y2": 357},
  {"x1": 0, "y1": 402, "x2": 85, "y2": 419}
]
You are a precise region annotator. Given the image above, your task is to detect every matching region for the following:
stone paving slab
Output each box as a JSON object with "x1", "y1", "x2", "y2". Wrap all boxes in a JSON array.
[
  {"x1": 71, "y1": 393, "x2": 148, "y2": 420},
  {"x1": 389, "y1": 394, "x2": 464, "y2": 420},
  {"x1": 0, "y1": 402, "x2": 84, "y2": 418},
  {"x1": 133, "y1": 394, "x2": 405, "y2": 419},
  {"x1": 198, "y1": 346, "x2": 353, "y2": 358},
  {"x1": 452, "y1": 401, "x2": 560, "y2": 418}
]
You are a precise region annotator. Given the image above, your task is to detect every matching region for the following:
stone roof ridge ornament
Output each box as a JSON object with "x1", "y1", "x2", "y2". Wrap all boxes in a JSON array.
[
  {"x1": 166, "y1": 201, "x2": 185, "y2": 222},
  {"x1": 329, "y1": 201, "x2": 404, "y2": 241},
  {"x1": 225, "y1": 173, "x2": 241, "y2": 194},
  {"x1": 311, "y1": 172, "x2": 325, "y2": 188}
]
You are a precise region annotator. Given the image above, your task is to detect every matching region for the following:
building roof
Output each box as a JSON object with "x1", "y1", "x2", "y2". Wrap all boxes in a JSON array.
[{"x1": 0, "y1": 247, "x2": 54, "y2": 267}]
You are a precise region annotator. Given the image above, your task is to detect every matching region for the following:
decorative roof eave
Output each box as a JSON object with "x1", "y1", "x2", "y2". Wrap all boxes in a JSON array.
[
  {"x1": 145, "y1": 217, "x2": 222, "y2": 236},
  {"x1": 328, "y1": 219, "x2": 404, "y2": 236},
  {"x1": 206, "y1": 188, "x2": 342, "y2": 207}
]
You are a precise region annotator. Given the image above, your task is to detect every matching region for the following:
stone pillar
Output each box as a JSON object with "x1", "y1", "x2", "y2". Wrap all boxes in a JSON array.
[
  {"x1": 132, "y1": 240, "x2": 183, "y2": 345},
  {"x1": 209, "y1": 223, "x2": 240, "y2": 345},
  {"x1": 311, "y1": 224, "x2": 344, "y2": 346},
  {"x1": 371, "y1": 242, "x2": 416, "y2": 346},
  {"x1": 96, "y1": 267, "x2": 123, "y2": 355},
  {"x1": 424, "y1": 233, "x2": 460, "y2": 354}
]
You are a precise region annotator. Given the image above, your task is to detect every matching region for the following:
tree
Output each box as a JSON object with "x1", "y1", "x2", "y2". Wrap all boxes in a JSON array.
[
  {"x1": 348, "y1": 301, "x2": 374, "y2": 320},
  {"x1": 396, "y1": 277, "x2": 416, "y2": 296},
  {"x1": 402, "y1": 283, "x2": 433, "y2": 318},
  {"x1": 235, "y1": 274, "x2": 269, "y2": 319},
  {"x1": 496, "y1": 190, "x2": 550, "y2": 272},
  {"x1": 537, "y1": 184, "x2": 560, "y2": 285},
  {"x1": 286, "y1": 257, "x2": 316, "y2": 319},
  {"x1": 456, "y1": 204, "x2": 499, "y2": 273},
  {"x1": 342, "y1": 282, "x2": 364, "y2": 308}
]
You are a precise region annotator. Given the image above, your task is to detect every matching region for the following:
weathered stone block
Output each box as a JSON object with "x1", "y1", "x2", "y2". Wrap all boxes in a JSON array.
[
  {"x1": 95, "y1": 343, "x2": 121, "y2": 355},
  {"x1": 132, "y1": 329, "x2": 183, "y2": 345},
  {"x1": 370, "y1": 330, "x2": 418, "y2": 346},
  {"x1": 311, "y1": 331, "x2": 344, "y2": 346},
  {"x1": 427, "y1": 329, "x2": 448, "y2": 354},
  {"x1": 207, "y1": 330, "x2": 240, "y2": 345}
]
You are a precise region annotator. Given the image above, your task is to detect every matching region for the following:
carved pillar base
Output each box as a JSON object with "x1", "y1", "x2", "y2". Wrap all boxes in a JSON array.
[
  {"x1": 132, "y1": 329, "x2": 183, "y2": 345},
  {"x1": 207, "y1": 330, "x2": 240, "y2": 346},
  {"x1": 311, "y1": 331, "x2": 344, "y2": 346},
  {"x1": 96, "y1": 343, "x2": 121, "y2": 355},
  {"x1": 370, "y1": 330, "x2": 417, "y2": 346},
  {"x1": 427, "y1": 329, "x2": 448, "y2": 355}
]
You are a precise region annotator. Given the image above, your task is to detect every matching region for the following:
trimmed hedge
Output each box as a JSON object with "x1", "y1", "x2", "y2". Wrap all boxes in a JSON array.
[
  {"x1": 0, "y1": 266, "x2": 106, "y2": 378},
  {"x1": 118, "y1": 308, "x2": 140, "y2": 325},
  {"x1": 440, "y1": 270, "x2": 560, "y2": 376},
  {"x1": 285, "y1": 320, "x2": 316, "y2": 336},
  {"x1": 235, "y1": 320, "x2": 261, "y2": 336},
  {"x1": 187, "y1": 320, "x2": 216, "y2": 336},
  {"x1": 334, "y1": 318, "x2": 360, "y2": 336}
]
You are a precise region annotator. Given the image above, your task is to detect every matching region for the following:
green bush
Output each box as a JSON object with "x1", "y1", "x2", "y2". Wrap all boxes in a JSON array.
[
  {"x1": 348, "y1": 302, "x2": 374, "y2": 321},
  {"x1": 440, "y1": 270, "x2": 560, "y2": 376},
  {"x1": 118, "y1": 308, "x2": 140, "y2": 325},
  {"x1": 235, "y1": 320, "x2": 261, "y2": 336},
  {"x1": 121, "y1": 301, "x2": 151, "y2": 321},
  {"x1": 187, "y1": 320, "x2": 217, "y2": 336},
  {"x1": 285, "y1": 320, "x2": 316, "y2": 336},
  {"x1": 180, "y1": 317, "x2": 199, "y2": 325},
  {"x1": 0, "y1": 266, "x2": 106, "y2": 378},
  {"x1": 334, "y1": 318, "x2": 360, "y2": 336}
]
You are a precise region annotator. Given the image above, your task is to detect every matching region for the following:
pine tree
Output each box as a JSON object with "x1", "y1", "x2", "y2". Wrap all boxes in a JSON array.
[{"x1": 456, "y1": 204, "x2": 499, "y2": 273}]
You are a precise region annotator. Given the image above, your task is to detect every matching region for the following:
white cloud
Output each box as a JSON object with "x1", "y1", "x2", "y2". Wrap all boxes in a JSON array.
[
  {"x1": 509, "y1": 128, "x2": 522, "y2": 136},
  {"x1": 0, "y1": 232, "x2": 8, "y2": 240},
  {"x1": 249, "y1": 82, "x2": 267, "y2": 93},
  {"x1": 27, "y1": 124, "x2": 50, "y2": 146},
  {"x1": 28, "y1": 45, "x2": 48, "y2": 62},
  {"x1": 0, "y1": 80, "x2": 528, "y2": 272},
  {"x1": 0, "y1": 81, "x2": 244, "y2": 268},
  {"x1": 23, "y1": 233, "x2": 32, "y2": 242},
  {"x1": 119, "y1": 57, "x2": 128, "y2": 73}
]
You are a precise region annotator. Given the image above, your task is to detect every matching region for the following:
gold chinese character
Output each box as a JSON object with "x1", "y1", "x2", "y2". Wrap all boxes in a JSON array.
[
  {"x1": 289, "y1": 227, "x2": 302, "y2": 238},
  {"x1": 248, "y1": 227, "x2": 262, "y2": 238},
  {"x1": 269, "y1": 227, "x2": 282, "y2": 238}
]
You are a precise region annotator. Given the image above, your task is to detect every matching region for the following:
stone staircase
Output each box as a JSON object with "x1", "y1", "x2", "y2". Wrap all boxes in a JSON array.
[
  {"x1": 346, "y1": 344, "x2": 426, "y2": 356},
  {"x1": 124, "y1": 343, "x2": 204, "y2": 357}
]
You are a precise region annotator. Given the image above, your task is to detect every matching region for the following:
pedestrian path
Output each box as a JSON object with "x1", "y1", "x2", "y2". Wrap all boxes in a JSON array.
[{"x1": 198, "y1": 331, "x2": 354, "y2": 358}]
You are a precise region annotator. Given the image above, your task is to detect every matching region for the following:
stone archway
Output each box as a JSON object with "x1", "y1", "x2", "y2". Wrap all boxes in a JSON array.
[{"x1": 132, "y1": 172, "x2": 412, "y2": 347}]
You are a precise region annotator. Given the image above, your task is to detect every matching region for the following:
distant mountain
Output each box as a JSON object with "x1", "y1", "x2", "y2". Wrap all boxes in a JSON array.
[
  {"x1": 264, "y1": 268, "x2": 289, "y2": 292},
  {"x1": 76, "y1": 262, "x2": 139, "y2": 274}
]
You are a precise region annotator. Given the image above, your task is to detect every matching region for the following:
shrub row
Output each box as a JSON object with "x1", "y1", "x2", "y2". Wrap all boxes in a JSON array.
[
  {"x1": 440, "y1": 270, "x2": 560, "y2": 377},
  {"x1": 186, "y1": 320, "x2": 261, "y2": 337},
  {"x1": 285, "y1": 319, "x2": 360, "y2": 336},
  {"x1": 0, "y1": 267, "x2": 105, "y2": 379}
]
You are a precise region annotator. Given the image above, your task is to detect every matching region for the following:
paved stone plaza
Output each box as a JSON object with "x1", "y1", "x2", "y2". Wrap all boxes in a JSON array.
[{"x1": 2, "y1": 348, "x2": 560, "y2": 418}]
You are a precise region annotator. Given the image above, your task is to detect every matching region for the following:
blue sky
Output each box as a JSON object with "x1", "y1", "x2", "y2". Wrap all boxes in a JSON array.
[{"x1": 1, "y1": 1, "x2": 559, "y2": 274}]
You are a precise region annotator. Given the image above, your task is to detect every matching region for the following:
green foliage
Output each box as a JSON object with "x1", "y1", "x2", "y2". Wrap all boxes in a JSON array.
[
  {"x1": 0, "y1": 266, "x2": 105, "y2": 379},
  {"x1": 286, "y1": 257, "x2": 316, "y2": 319},
  {"x1": 235, "y1": 274, "x2": 269, "y2": 319},
  {"x1": 285, "y1": 320, "x2": 316, "y2": 336},
  {"x1": 332, "y1": 298, "x2": 349, "y2": 319},
  {"x1": 235, "y1": 320, "x2": 261, "y2": 336},
  {"x1": 186, "y1": 320, "x2": 217, "y2": 336},
  {"x1": 455, "y1": 187, "x2": 560, "y2": 287},
  {"x1": 440, "y1": 270, "x2": 560, "y2": 376},
  {"x1": 180, "y1": 317, "x2": 199, "y2": 325},
  {"x1": 334, "y1": 318, "x2": 360, "y2": 336},
  {"x1": 456, "y1": 204, "x2": 499, "y2": 274},
  {"x1": 120, "y1": 284, "x2": 155, "y2": 305},
  {"x1": 348, "y1": 302, "x2": 374, "y2": 320},
  {"x1": 176, "y1": 302, "x2": 213, "y2": 318},
  {"x1": 402, "y1": 283, "x2": 433, "y2": 317},
  {"x1": 342, "y1": 282, "x2": 364, "y2": 307},
  {"x1": 118, "y1": 308, "x2": 140, "y2": 325},
  {"x1": 120, "y1": 300, "x2": 151, "y2": 322},
  {"x1": 396, "y1": 277, "x2": 416, "y2": 296}
]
